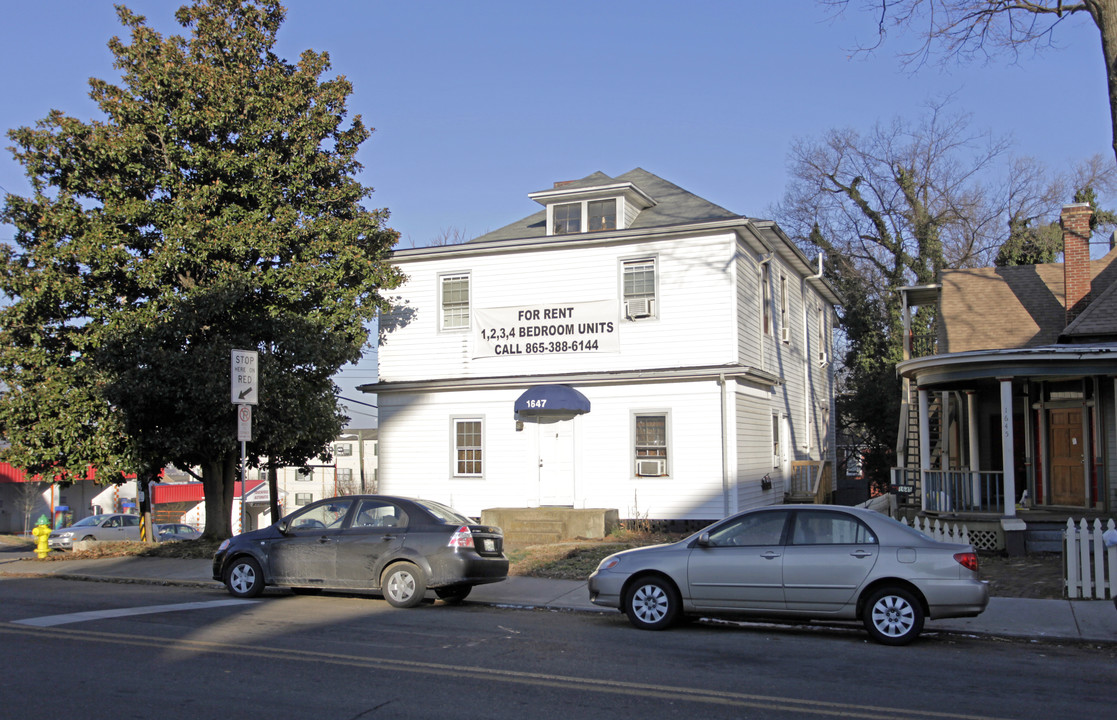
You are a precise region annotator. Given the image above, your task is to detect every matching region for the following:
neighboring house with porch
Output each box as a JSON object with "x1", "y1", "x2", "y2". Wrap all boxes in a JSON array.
[
  {"x1": 363, "y1": 168, "x2": 840, "y2": 526},
  {"x1": 894, "y1": 203, "x2": 1117, "y2": 552}
]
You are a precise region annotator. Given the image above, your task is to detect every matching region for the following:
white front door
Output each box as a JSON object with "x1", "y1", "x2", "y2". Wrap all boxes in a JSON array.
[{"x1": 538, "y1": 419, "x2": 575, "y2": 506}]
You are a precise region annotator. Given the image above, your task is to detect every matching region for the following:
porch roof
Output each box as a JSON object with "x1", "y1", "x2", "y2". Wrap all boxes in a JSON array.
[{"x1": 896, "y1": 343, "x2": 1117, "y2": 387}]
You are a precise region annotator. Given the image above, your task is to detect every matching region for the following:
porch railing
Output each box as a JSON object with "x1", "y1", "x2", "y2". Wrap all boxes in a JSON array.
[
  {"x1": 889, "y1": 468, "x2": 1005, "y2": 514},
  {"x1": 924, "y1": 470, "x2": 1005, "y2": 513},
  {"x1": 787, "y1": 460, "x2": 832, "y2": 504}
]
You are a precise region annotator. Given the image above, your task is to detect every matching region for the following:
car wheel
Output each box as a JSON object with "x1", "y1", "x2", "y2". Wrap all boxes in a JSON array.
[
  {"x1": 435, "y1": 585, "x2": 472, "y2": 604},
  {"x1": 382, "y1": 562, "x2": 426, "y2": 608},
  {"x1": 81, "y1": 535, "x2": 95, "y2": 542},
  {"x1": 225, "y1": 556, "x2": 265, "y2": 599},
  {"x1": 624, "y1": 576, "x2": 680, "y2": 630},
  {"x1": 863, "y1": 586, "x2": 924, "y2": 645}
]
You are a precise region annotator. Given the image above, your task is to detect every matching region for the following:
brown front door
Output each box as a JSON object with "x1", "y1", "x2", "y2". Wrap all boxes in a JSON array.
[{"x1": 1048, "y1": 408, "x2": 1086, "y2": 506}]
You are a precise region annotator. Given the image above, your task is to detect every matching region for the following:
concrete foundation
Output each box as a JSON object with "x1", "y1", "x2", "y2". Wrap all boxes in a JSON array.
[{"x1": 481, "y1": 507, "x2": 620, "y2": 546}]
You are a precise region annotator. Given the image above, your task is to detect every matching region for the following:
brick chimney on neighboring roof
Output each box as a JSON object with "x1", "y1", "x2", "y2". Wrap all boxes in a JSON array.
[{"x1": 1060, "y1": 202, "x2": 1093, "y2": 327}]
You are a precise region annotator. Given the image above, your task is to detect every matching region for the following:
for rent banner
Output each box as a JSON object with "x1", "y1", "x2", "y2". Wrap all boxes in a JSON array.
[{"x1": 473, "y1": 300, "x2": 620, "y2": 358}]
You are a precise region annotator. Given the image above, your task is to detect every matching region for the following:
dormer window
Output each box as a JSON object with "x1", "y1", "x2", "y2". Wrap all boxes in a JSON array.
[
  {"x1": 554, "y1": 203, "x2": 581, "y2": 234},
  {"x1": 588, "y1": 199, "x2": 616, "y2": 231},
  {"x1": 552, "y1": 199, "x2": 617, "y2": 235},
  {"x1": 530, "y1": 181, "x2": 653, "y2": 236}
]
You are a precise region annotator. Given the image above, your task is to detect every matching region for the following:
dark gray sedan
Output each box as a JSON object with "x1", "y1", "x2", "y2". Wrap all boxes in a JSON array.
[
  {"x1": 588, "y1": 505, "x2": 989, "y2": 645},
  {"x1": 213, "y1": 495, "x2": 508, "y2": 607}
]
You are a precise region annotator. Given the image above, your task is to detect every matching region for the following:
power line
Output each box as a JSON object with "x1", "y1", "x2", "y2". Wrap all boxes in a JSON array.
[{"x1": 338, "y1": 395, "x2": 377, "y2": 409}]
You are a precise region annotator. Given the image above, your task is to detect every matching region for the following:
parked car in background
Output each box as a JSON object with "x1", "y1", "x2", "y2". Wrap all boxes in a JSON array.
[
  {"x1": 212, "y1": 495, "x2": 508, "y2": 607},
  {"x1": 588, "y1": 505, "x2": 989, "y2": 645},
  {"x1": 48, "y1": 513, "x2": 142, "y2": 550},
  {"x1": 157, "y1": 523, "x2": 202, "y2": 542}
]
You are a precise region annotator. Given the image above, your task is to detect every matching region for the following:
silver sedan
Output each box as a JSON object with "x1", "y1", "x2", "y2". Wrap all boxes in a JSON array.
[{"x1": 588, "y1": 505, "x2": 989, "y2": 645}]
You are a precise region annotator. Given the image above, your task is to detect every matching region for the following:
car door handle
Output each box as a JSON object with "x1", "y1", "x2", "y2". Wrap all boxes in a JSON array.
[
  {"x1": 761, "y1": 551, "x2": 781, "y2": 560},
  {"x1": 849, "y1": 550, "x2": 873, "y2": 558}
]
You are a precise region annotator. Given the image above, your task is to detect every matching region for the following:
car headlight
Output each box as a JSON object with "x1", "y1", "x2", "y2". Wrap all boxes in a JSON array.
[
  {"x1": 217, "y1": 539, "x2": 230, "y2": 553},
  {"x1": 59, "y1": 532, "x2": 74, "y2": 538},
  {"x1": 597, "y1": 557, "x2": 622, "y2": 572}
]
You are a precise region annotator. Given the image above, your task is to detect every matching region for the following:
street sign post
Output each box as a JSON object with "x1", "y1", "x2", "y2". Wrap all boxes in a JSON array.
[{"x1": 231, "y1": 349, "x2": 258, "y2": 536}]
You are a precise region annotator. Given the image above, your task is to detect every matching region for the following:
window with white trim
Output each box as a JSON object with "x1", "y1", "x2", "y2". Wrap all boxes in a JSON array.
[
  {"x1": 551, "y1": 198, "x2": 617, "y2": 235},
  {"x1": 634, "y1": 414, "x2": 668, "y2": 476},
  {"x1": 588, "y1": 199, "x2": 617, "y2": 231},
  {"x1": 440, "y1": 273, "x2": 470, "y2": 330},
  {"x1": 762, "y1": 263, "x2": 771, "y2": 335},
  {"x1": 772, "y1": 414, "x2": 781, "y2": 468},
  {"x1": 780, "y1": 273, "x2": 789, "y2": 342},
  {"x1": 622, "y1": 257, "x2": 656, "y2": 320},
  {"x1": 294, "y1": 493, "x2": 312, "y2": 506},
  {"x1": 554, "y1": 202, "x2": 581, "y2": 234},
  {"x1": 817, "y1": 302, "x2": 829, "y2": 365},
  {"x1": 453, "y1": 418, "x2": 483, "y2": 476}
]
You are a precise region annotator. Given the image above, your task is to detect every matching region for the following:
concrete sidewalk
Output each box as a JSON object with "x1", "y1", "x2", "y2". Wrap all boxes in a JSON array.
[{"x1": 2, "y1": 552, "x2": 1114, "y2": 643}]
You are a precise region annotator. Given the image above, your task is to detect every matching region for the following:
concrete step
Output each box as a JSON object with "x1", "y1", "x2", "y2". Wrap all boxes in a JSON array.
[
  {"x1": 504, "y1": 530, "x2": 564, "y2": 546},
  {"x1": 506, "y1": 520, "x2": 565, "y2": 532},
  {"x1": 1025, "y1": 522, "x2": 1066, "y2": 554}
]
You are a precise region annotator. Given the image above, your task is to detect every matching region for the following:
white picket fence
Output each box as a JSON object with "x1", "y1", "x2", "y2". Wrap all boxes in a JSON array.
[
  {"x1": 1064, "y1": 518, "x2": 1117, "y2": 600},
  {"x1": 900, "y1": 516, "x2": 971, "y2": 545}
]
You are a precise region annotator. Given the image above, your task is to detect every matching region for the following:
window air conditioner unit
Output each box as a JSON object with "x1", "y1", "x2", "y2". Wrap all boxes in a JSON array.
[
  {"x1": 625, "y1": 297, "x2": 654, "y2": 319},
  {"x1": 636, "y1": 458, "x2": 666, "y2": 476},
  {"x1": 818, "y1": 351, "x2": 829, "y2": 367},
  {"x1": 780, "y1": 326, "x2": 791, "y2": 343}
]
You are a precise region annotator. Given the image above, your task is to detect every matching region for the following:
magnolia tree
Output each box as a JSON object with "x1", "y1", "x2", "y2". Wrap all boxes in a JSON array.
[{"x1": 0, "y1": 0, "x2": 402, "y2": 539}]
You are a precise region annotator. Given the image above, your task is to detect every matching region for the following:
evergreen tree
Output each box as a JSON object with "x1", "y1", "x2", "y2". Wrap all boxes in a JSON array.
[{"x1": 0, "y1": 0, "x2": 402, "y2": 539}]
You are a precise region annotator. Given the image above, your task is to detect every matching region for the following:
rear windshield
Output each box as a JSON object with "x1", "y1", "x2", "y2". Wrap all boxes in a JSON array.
[{"x1": 416, "y1": 500, "x2": 473, "y2": 525}]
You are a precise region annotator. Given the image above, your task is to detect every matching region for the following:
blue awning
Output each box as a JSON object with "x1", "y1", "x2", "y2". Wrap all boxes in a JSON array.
[{"x1": 514, "y1": 385, "x2": 591, "y2": 416}]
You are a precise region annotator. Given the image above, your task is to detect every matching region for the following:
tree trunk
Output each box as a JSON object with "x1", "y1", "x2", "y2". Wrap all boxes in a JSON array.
[
  {"x1": 200, "y1": 452, "x2": 238, "y2": 540},
  {"x1": 1088, "y1": 0, "x2": 1117, "y2": 166}
]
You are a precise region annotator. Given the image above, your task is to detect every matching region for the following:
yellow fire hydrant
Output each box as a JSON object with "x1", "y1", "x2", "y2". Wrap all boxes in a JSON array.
[{"x1": 32, "y1": 518, "x2": 51, "y2": 559}]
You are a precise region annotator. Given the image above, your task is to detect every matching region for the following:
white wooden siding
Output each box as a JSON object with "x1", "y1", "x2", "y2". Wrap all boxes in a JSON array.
[
  {"x1": 379, "y1": 233, "x2": 739, "y2": 381},
  {"x1": 378, "y1": 381, "x2": 732, "y2": 519}
]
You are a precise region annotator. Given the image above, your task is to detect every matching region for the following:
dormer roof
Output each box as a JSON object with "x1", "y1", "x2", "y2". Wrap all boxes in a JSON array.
[{"x1": 470, "y1": 168, "x2": 739, "y2": 243}]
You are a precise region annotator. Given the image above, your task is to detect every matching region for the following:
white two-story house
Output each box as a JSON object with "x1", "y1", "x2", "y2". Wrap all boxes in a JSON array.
[{"x1": 364, "y1": 169, "x2": 839, "y2": 523}]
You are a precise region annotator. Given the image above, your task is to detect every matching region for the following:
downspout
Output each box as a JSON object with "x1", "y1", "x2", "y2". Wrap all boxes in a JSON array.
[{"x1": 719, "y1": 373, "x2": 730, "y2": 517}]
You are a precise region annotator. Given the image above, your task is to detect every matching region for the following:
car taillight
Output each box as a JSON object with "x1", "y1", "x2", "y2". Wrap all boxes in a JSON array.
[
  {"x1": 448, "y1": 526, "x2": 475, "y2": 549},
  {"x1": 954, "y1": 552, "x2": 979, "y2": 572}
]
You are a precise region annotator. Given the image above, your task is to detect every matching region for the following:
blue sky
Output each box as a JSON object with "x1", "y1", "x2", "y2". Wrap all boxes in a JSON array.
[{"x1": 2, "y1": 1, "x2": 1113, "y2": 427}]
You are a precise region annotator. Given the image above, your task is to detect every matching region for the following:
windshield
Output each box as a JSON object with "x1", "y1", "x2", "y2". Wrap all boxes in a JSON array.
[{"x1": 72, "y1": 516, "x2": 105, "y2": 527}]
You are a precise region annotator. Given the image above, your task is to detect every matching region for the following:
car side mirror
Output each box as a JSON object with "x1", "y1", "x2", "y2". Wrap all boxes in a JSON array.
[
  {"x1": 697, "y1": 532, "x2": 711, "y2": 547},
  {"x1": 279, "y1": 519, "x2": 291, "y2": 535}
]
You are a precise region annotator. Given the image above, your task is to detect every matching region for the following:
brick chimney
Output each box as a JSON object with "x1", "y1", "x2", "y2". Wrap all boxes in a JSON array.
[{"x1": 1060, "y1": 203, "x2": 1093, "y2": 326}]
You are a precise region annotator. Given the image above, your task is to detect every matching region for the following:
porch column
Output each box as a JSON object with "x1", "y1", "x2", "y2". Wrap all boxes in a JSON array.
[
  {"x1": 999, "y1": 378, "x2": 1016, "y2": 518},
  {"x1": 967, "y1": 391, "x2": 980, "y2": 505},
  {"x1": 918, "y1": 387, "x2": 930, "y2": 513},
  {"x1": 940, "y1": 392, "x2": 950, "y2": 470}
]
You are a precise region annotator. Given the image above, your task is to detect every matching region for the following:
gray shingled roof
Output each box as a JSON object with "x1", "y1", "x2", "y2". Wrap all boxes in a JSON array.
[
  {"x1": 1061, "y1": 270, "x2": 1117, "y2": 341},
  {"x1": 469, "y1": 168, "x2": 741, "y2": 243},
  {"x1": 939, "y1": 248, "x2": 1117, "y2": 352}
]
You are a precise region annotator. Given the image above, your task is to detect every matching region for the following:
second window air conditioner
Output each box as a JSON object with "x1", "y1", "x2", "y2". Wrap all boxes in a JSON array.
[
  {"x1": 780, "y1": 326, "x2": 791, "y2": 343},
  {"x1": 636, "y1": 458, "x2": 666, "y2": 476},
  {"x1": 625, "y1": 297, "x2": 654, "y2": 319}
]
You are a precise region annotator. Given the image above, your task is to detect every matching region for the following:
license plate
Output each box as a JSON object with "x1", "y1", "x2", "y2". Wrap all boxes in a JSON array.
[{"x1": 483, "y1": 539, "x2": 495, "y2": 552}]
